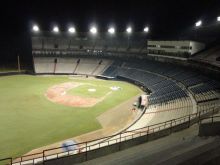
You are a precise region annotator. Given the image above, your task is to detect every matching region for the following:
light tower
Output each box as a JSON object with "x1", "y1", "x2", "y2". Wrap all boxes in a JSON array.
[
  {"x1": 32, "y1": 25, "x2": 39, "y2": 32},
  {"x1": 143, "y1": 26, "x2": 149, "y2": 33},
  {"x1": 195, "y1": 20, "x2": 202, "y2": 27},
  {"x1": 68, "y1": 27, "x2": 76, "y2": 34},
  {"x1": 53, "y1": 26, "x2": 59, "y2": 33},
  {"x1": 126, "y1": 27, "x2": 132, "y2": 34},
  {"x1": 90, "y1": 26, "x2": 97, "y2": 34},
  {"x1": 108, "y1": 27, "x2": 115, "y2": 34}
]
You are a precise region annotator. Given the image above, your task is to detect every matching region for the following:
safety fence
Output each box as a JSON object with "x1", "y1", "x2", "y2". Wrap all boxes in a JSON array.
[
  {"x1": 200, "y1": 115, "x2": 220, "y2": 124},
  {"x1": 0, "y1": 107, "x2": 219, "y2": 165}
]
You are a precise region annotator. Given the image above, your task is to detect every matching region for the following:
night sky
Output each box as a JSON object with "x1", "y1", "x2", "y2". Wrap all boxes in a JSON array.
[
  {"x1": 0, "y1": 0, "x2": 219, "y2": 37},
  {"x1": 0, "y1": 0, "x2": 220, "y2": 62}
]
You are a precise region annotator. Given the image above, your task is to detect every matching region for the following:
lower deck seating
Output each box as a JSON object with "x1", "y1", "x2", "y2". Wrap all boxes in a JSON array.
[
  {"x1": 34, "y1": 57, "x2": 112, "y2": 75},
  {"x1": 194, "y1": 91, "x2": 219, "y2": 102},
  {"x1": 192, "y1": 45, "x2": 220, "y2": 67},
  {"x1": 128, "y1": 98, "x2": 193, "y2": 131},
  {"x1": 197, "y1": 99, "x2": 219, "y2": 112},
  {"x1": 34, "y1": 57, "x2": 55, "y2": 73},
  {"x1": 102, "y1": 59, "x2": 219, "y2": 128},
  {"x1": 55, "y1": 58, "x2": 78, "y2": 74},
  {"x1": 34, "y1": 57, "x2": 219, "y2": 128}
]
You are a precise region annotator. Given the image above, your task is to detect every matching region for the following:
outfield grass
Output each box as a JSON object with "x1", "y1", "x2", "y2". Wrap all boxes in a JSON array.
[{"x1": 0, "y1": 75, "x2": 141, "y2": 160}]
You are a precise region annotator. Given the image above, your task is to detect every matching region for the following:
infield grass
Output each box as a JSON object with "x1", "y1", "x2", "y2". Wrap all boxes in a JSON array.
[{"x1": 0, "y1": 75, "x2": 141, "y2": 160}]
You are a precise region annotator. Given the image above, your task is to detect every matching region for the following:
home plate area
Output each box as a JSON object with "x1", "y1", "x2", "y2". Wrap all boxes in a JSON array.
[
  {"x1": 88, "y1": 88, "x2": 96, "y2": 92},
  {"x1": 110, "y1": 86, "x2": 121, "y2": 91}
]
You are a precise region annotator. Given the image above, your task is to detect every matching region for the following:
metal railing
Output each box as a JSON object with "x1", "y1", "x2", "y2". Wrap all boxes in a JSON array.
[
  {"x1": 0, "y1": 107, "x2": 219, "y2": 165},
  {"x1": 200, "y1": 115, "x2": 220, "y2": 124}
]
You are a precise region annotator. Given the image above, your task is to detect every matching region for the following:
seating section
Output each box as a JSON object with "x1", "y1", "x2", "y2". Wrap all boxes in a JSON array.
[
  {"x1": 102, "y1": 61, "x2": 123, "y2": 77},
  {"x1": 192, "y1": 45, "x2": 220, "y2": 67},
  {"x1": 112, "y1": 60, "x2": 220, "y2": 104},
  {"x1": 75, "y1": 58, "x2": 100, "y2": 75},
  {"x1": 181, "y1": 75, "x2": 209, "y2": 87},
  {"x1": 102, "y1": 59, "x2": 219, "y2": 128},
  {"x1": 34, "y1": 57, "x2": 112, "y2": 75},
  {"x1": 189, "y1": 80, "x2": 220, "y2": 111},
  {"x1": 55, "y1": 58, "x2": 78, "y2": 74},
  {"x1": 34, "y1": 57, "x2": 220, "y2": 128},
  {"x1": 33, "y1": 35, "x2": 148, "y2": 54},
  {"x1": 92, "y1": 60, "x2": 113, "y2": 75},
  {"x1": 197, "y1": 100, "x2": 219, "y2": 112},
  {"x1": 128, "y1": 98, "x2": 192, "y2": 130},
  {"x1": 102, "y1": 64, "x2": 194, "y2": 128},
  {"x1": 34, "y1": 57, "x2": 55, "y2": 73}
]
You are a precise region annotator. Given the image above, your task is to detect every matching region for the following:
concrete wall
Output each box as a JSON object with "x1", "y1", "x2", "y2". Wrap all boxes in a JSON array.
[
  {"x1": 199, "y1": 122, "x2": 220, "y2": 136},
  {"x1": 161, "y1": 138, "x2": 220, "y2": 165},
  {"x1": 190, "y1": 41, "x2": 206, "y2": 55},
  {"x1": 39, "y1": 127, "x2": 177, "y2": 165}
]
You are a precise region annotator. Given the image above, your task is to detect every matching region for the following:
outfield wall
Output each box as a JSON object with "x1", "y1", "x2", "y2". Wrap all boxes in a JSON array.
[{"x1": 0, "y1": 71, "x2": 26, "y2": 76}]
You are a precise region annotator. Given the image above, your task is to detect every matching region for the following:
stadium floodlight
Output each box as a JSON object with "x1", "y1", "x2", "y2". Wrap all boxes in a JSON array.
[
  {"x1": 195, "y1": 20, "x2": 202, "y2": 27},
  {"x1": 68, "y1": 27, "x2": 76, "y2": 34},
  {"x1": 53, "y1": 26, "x2": 59, "y2": 33},
  {"x1": 108, "y1": 27, "x2": 115, "y2": 34},
  {"x1": 217, "y1": 16, "x2": 220, "y2": 22},
  {"x1": 143, "y1": 26, "x2": 149, "y2": 33},
  {"x1": 90, "y1": 26, "x2": 97, "y2": 34},
  {"x1": 126, "y1": 27, "x2": 132, "y2": 34},
  {"x1": 32, "y1": 25, "x2": 39, "y2": 32}
]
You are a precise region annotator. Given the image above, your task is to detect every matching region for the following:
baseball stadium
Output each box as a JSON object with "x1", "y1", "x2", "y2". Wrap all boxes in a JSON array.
[{"x1": 0, "y1": 1, "x2": 220, "y2": 165}]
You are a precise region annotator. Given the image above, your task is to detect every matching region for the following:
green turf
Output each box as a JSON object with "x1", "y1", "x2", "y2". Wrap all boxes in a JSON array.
[{"x1": 0, "y1": 75, "x2": 141, "y2": 161}]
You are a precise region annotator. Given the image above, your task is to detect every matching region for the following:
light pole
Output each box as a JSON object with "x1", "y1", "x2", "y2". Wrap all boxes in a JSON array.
[{"x1": 126, "y1": 27, "x2": 132, "y2": 49}]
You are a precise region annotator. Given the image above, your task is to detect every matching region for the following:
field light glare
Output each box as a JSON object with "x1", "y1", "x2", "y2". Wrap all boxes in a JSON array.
[
  {"x1": 126, "y1": 27, "x2": 132, "y2": 34},
  {"x1": 143, "y1": 26, "x2": 149, "y2": 33},
  {"x1": 108, "y1": 27, "x2": 115, "y2": 34},
  {"x1": 195, "y1": 20, "x2": 202, "y2": 27},
  {"x1": 90, "y1": 26, "x2": 97, "y2": 34},
  {"x1": 217, "y1": 16, "x2": 220, "y2": 22},
  {"x1": 68, "y1": 27, "x2": 76, "y2": 33},
  {"x1": 32, "y1": 25, "x2": 39, "y2": 32},
  {"x1": 53, "y1": 26, "x2": 59, "y2": 33}
]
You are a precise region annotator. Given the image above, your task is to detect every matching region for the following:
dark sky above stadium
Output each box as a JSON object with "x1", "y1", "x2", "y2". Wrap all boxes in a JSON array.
[{"x1": 0, "y1": 0, "x2": 220, "y2": 39}]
